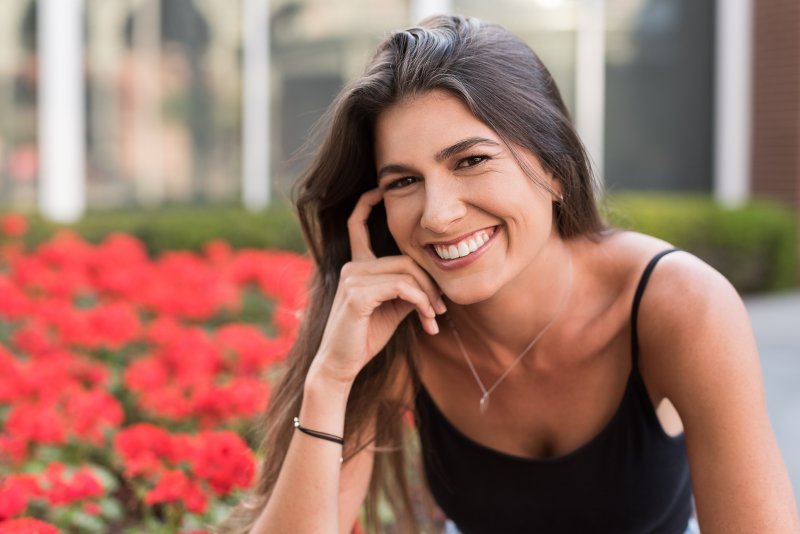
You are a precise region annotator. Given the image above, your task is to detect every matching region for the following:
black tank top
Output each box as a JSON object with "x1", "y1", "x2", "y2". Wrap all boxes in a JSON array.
[{"x1": 414, "y1": 249, "x2": 693, "y2": 533}]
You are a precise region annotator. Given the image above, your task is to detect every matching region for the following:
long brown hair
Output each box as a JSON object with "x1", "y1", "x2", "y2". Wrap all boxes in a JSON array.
[{"x1": 223, "y1": 15, "x2": 606, "y2": 533}]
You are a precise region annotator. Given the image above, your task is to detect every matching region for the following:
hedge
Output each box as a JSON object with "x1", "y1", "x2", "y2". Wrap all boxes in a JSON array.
[
  {"x1": 604, "y1": 194, "x2": 798, "y2": 292},
  {"x1": 14, "y1": 204, "x2": 308, "y2": 256},
  {"x1": 6, "y1": 194, "x2": 798, "y2": 293}
]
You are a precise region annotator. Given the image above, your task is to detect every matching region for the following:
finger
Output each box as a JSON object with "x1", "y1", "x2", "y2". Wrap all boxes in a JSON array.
[
  {"x1": 347, "y1": 188, "x2": 384, "y2": 262},
  {"x1": 360, "y1": 256, "x2": 447, "y2": 314},
  {"x1": 377, "y1": 279, "x2": 440, "y2": 335},
  {"x1": 347, "y1": 275, "x2": 440, "y2": 335},
  {"x1": 351, "y1": 274, "x2": 438, "y2": 320},
  {"x1": 419, "y1": 310, "x2": 440, "y2": 335}
]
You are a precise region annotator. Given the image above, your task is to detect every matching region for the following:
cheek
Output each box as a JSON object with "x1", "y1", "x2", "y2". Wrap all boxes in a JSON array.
[
  {"x1": 384, "y1": 199, "x2": 410, "y2": 242},
  {"x1": 384, "y1": 198, "x2": 416, "y2": 247}
]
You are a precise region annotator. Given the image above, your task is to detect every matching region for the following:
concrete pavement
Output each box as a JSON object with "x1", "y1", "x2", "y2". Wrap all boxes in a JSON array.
[{"x1": 744, "y1": 290, "x2": 800, "y2": 510}]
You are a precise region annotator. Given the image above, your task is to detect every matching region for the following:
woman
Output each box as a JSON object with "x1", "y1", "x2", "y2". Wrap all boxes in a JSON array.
[{"x1": 229, "y1": 15, "x2": 799, "y2": 534}]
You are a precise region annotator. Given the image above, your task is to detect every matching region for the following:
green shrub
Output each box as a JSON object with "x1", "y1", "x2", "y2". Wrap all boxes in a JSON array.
[
  {"x1": 16, "y1": 203, "x2": 307, "y2": 256},
  {"x1": 605, "y1": 193, "x2": 798, "y2": 293}
]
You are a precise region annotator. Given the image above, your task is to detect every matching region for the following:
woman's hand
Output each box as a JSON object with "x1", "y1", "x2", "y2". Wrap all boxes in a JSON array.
[{"x1": 309, "y1": 188, "x2": 446, "y2": 388}]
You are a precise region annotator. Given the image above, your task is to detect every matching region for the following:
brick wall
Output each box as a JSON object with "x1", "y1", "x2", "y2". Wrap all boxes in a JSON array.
[{"x1": 751, "y1": 0, "x2": 800, "y2": 211}]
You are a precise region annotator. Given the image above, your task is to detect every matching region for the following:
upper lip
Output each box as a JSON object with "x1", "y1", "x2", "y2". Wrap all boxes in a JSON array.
[{"x1": 424, "y1": 225, "x2": 498, "y2": 247}]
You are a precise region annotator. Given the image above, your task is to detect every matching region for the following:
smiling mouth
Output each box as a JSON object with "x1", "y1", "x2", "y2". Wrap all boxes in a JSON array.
[{"x1": 429, "y1": 226, "x2": 498, "y2": 261}]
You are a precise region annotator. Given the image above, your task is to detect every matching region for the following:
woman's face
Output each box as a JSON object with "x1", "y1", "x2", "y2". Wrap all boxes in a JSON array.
[{"x1": 374, "y1": 90, "x2": 562, "y2": 305}]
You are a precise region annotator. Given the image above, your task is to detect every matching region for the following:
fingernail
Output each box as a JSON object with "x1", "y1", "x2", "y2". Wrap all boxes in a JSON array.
[
  {"x1": 436, "y1": 299, "x2": 447, "y2": 314},
  {"x1": 430, "y1": 318, "x2": 440, "y2": 335}
]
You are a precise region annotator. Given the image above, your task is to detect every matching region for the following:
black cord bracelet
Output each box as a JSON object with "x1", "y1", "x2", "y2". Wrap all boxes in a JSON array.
[{"x1": 292, "y1": 417, "x2": 344, "y2": 446}]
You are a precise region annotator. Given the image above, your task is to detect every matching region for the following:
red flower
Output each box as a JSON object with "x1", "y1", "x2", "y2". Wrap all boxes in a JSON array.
[
  {"x1": 10, "y1": 319, "x2": 55, "y2": 357},
  {"x1": 90, "y1": 235, "x2": 151, "y2": 300},
  {"x1": 0, "y1": 474, "x2": 40, "y2": 520},
  {"x1": 0, "y1": 488, "x2": 26, "y2": 521},
  {"x1": 145, "y1": 315, "x2": 184, "y2": 346},
  {"x1": 64, "y1": 389, "x2": 124, "y2": 445},
  {"x1": 115, "y1": 424, "x2": 175, "y2": 478},
  {"x1": 4, "y1": 403, "x2": 66, "y2": 446},
  {"x1": 203, "y1": 240, "x2": 232, "y2": 265},
  {"x1": 0, "y1": 214, "x2": 27, "y2": 238},
  {"x1": 0, "y1": 349, "x2": 23, "y2": 404},
  {"x1": 0, "y1": 435, "x2": 28, "y2": 466},
  {"x1": 138, "y1": 252, "x2": 239, "y2": 320},
  {"x1": 124, "y1": 357, "x2": 168, "y2": 392},
  {"x1": 42, "y1": 463, "x2": 103, "y2": 506},
  {"x1": 85, "y1": 301, "x2": 141, "y2": 349},
  {"x1": 114, "y1": 425, "x2": 197, "y2": 479},
  {"x1": 44, "y1": 303, "x2": 92, "y2": 348},
  {"x1": 15, "y1": 232, "x2": 93, "y2": 299},
  {"x1": 144, "y1": 470, "x2": 207, "y2": 514},
  {"x1": 216, "y1": 323, "x2": 289, "y2": 373},
  {"x1": 191, "y1": 431, "x2": 255, "y2": 496},
  {"x1": 135, "y1": 385, "x2": 193, "y2": 421},
  {"x1": 0, "y1": 276, "x2": 29, "y2": 320},
  {"x1": 0, "y1": 231, "x2": 308, "y2": 528},
  {"x1": 0, "y1": 518, "x2": 59, "y2": 534},
  {"x1": 157, "y1": 327, "x2": 221, "y2": 387}
]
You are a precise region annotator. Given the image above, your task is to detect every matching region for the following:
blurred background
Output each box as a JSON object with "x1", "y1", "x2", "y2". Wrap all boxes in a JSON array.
[
  {"x1": 0, "y1": 0, "x2": 797, "y2": 220},
  {"x1": 0, "y1": 0, "x2": 798, "y2": 513}
]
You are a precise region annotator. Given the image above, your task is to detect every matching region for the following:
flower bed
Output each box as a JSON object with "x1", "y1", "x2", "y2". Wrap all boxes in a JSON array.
[{"x1": 0, "y1": 213, "x2": 312, "y2": 533}]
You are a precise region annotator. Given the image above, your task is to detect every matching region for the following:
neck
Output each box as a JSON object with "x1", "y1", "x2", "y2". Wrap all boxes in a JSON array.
[{"x1": 445, "y1": 238, "x2": 574, "y2": 368}]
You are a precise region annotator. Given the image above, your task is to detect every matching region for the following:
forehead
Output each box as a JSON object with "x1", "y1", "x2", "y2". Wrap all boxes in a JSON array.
[{"x1": 373, "y1": 90, "x2": 498, "y2": 164}]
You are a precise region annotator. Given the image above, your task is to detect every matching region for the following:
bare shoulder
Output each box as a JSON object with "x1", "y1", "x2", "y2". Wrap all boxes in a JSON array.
[
  {"x1": 585, "y1": 230, "x2": 754, "y2": 399},
  {"x1": 595, "y1": 230, "x2": 742, "y2": 330},
  {"x1": 609, "y1": 233, "x2": 752, "y2": 388},
  {"x1": 631, "y1": 241, "x2": 755, "y2": 401}
]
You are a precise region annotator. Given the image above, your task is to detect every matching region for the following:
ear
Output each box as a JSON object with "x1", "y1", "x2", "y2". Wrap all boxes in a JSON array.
[{"x1": 548, "y1": 174, "x2": 564, "y2": 203}]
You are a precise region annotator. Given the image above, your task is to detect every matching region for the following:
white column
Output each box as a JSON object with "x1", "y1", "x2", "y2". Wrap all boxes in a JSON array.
[
  {"x1": 410, "y1": 0, "x2": 452, "y2": 25},
  {"x1": 242, "y1": 0, "x2": 270, "y2": 210},
  {"x1": 38, "y1": 0, "x2": 85, "y2": 222},
  {"x1": 132, "y1": 0, "x2": 163, "y2": 207},
  {"x1": 574, "y1": 0, "x2": 606, "y2": 184},
  {"x1": 714, "y1": 0, "x2": 752, "y2": 207}
]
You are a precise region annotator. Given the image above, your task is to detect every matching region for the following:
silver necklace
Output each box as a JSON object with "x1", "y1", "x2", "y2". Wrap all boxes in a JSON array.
[{"x1": 448, "y1": 255, "x2": 573, "y2": 414}]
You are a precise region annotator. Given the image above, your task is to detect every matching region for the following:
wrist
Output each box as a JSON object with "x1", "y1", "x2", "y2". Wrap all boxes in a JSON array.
[
  {"x1": 299, "y1": 365, "x2": 351, "y2": 444},
  {"x1": 306, "y1": 355, "x2": 357, "y2": 396},
  {"x1": 304, "y1": 362, "x2": 354, "y2": 401}
]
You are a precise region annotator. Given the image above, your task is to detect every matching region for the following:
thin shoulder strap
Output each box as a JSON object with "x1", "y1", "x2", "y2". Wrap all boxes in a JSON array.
[{"x1": 631, "y1": 248, "x2": 681, "y2": 366}]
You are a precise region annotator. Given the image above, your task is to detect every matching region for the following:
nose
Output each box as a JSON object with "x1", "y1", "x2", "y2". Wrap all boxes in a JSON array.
[{"x1": 420, "y1": 177, "x2": 467, "y2": 234}]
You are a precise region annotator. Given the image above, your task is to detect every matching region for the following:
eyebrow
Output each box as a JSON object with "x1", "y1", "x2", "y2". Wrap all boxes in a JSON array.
[{"x1": 376, "y1": 136, "x2": 500, "y2": 181}]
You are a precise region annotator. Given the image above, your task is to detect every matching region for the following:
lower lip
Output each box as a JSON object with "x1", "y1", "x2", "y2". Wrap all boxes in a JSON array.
[{"x1": 427, "y1": 226, "x2": 501, "y2": 270}]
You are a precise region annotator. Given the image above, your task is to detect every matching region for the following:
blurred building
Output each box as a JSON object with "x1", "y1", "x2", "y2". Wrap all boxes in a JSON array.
[
  {"x1": 751, "y1": 0, "x2": 799, "y2": 210},
  {"x1": 0, "y1": 0, "x2": 796, "y2": 219}
]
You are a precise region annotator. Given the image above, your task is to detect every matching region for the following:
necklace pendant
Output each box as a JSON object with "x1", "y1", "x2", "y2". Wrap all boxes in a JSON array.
[{"x1": 479, "y1": 393, "x2": 489, "y2": 414}]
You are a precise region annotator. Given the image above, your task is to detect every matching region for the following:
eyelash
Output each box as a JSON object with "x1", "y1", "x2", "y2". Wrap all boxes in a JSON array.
[
  {"x1": 384, "y1": 154, "x2": 490, "y2": 191},
  {"x1": 384, "y1": 176, "x2": 418, "y2": 190},
  {"x1": 457, "y1": 155, "x2": 489, "y2": 168}
]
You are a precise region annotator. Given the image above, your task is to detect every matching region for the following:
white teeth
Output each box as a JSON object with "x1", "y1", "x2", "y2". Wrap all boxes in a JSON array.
[{"x1": 433, "y1": 227, "x2": 495, "y2": 260}]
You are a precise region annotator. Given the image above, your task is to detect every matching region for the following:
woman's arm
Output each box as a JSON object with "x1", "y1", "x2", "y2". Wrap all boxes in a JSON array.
[
  {"x1": 249, "y1": 369, "x2": 375, "y2": 534},
  {"x1": 639, "y1": 252, "x2": 799, "y2": 533},
  {"x1": 249, "y1": 189, "x2": 443, "y2": 533}
]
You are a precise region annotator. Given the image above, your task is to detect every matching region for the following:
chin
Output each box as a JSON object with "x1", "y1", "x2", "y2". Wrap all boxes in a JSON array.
[{"x1": 440, "y1": 279, "x2": 499, "y2": 306}]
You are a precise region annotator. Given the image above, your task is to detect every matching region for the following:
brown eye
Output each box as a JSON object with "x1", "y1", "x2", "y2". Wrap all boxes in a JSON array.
[
  {"x1": 457, "y1": 155, "x2": 488, "y2": 168},
  {"x1": 385, "y1": 176, "x2": 418, "y2": 190}
]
